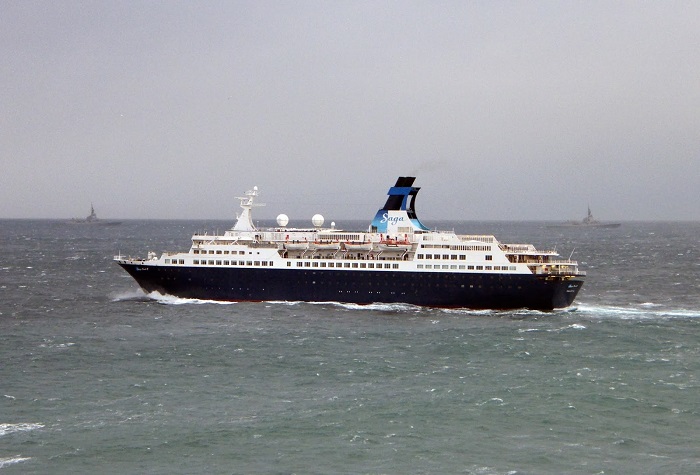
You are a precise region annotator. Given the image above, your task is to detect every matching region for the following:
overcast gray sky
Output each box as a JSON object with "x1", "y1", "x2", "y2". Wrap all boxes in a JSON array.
[{"x1": 2, "y1": 1, "x2": 699, "y2": 222}]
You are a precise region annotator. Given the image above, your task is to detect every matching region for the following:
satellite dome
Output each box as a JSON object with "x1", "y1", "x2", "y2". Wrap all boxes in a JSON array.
[
  {"x1": 311, "y1": 214, "x2": 324, "y2": 227},
  {"x1": 276, "y1": 214, "x2": 289, "y2": 227}
]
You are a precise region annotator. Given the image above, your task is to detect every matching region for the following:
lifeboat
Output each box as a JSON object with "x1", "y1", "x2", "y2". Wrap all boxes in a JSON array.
[
  {"x1": 376, "y1": 239, "x2": 412, "y2": 252},
  {"x1": 284, "y1": 241, "x2": 309, "y2": 251},
  {"x1": 344, "y1": 241, "x2": 373, "y2": 252},
  {"x1": 309, "y1": 241, "x2": 341, "y2": 251}
]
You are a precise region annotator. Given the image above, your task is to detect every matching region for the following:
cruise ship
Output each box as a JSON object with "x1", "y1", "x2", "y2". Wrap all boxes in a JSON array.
[{"x1": 115, "y1": 177, "x2": 584, "y2": 310}]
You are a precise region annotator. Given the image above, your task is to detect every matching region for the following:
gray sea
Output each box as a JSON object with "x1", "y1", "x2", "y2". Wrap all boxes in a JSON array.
[{"x1": 1, "y1": 219, "x2": 699, "y2": 474}]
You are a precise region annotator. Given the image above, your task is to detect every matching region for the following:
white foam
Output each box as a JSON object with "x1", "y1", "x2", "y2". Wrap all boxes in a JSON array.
[
  {"x1": 0, "y1": 422, "x2": 44, "y2": 437},
  {"x1": 110, "y1": 289, "x2": 150, "y2": 302},
  {"x1": 111, "y1": 290, "x2": 237, "y2": 305},
  {"x1": 146, "y1": 291, "x2": 237, "y2": 305},
  {"x1": 0, "y1": 456, "x2": 31, "y2": 469},
  {"x1": 326, "y1": 301, "x2": 423, "y2": 312},
  {"x1": 577, "y1": 302, "x2": 700, "y2": 320},
  {"x1": 268, "y1": 300, "x2": 424, "y2": 312}
]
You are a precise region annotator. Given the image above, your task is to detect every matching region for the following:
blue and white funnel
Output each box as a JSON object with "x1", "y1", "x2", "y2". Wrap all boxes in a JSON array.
[{"x1": 369, "y1": 177, "x2": 430, "y2": 235}]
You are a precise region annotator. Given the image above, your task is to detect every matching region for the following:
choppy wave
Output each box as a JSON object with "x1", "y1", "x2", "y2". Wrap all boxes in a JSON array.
[
  {"x1": 147, "y1": 291, "x2": 238, "y2": 305},
  {"x1": 0, "y1": 456, "x2": 31, "y2": 469},
  {"x1": 0, "y1": 422, "x2": 44, "y2": 437},
  {"x1": 313, "y1": 301, "x2": 424, "y2": 313},
  {"x1": 109, "y1": 289, "x2": 152, "y2": 302},
  {"x1": 111, "y1": 290, "x2": 237, "y2": 305},
  {"x1": 577, "y1": 302, "x2": 700, "y2": 320},
  {"x1": 111, "y1": 290, "x2": 700, "y2": 320}
]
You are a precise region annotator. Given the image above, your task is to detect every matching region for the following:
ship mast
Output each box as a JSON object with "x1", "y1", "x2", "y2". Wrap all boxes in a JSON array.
[{"x1": 232, "y1": 186, "x2": 265, "y2": 232}]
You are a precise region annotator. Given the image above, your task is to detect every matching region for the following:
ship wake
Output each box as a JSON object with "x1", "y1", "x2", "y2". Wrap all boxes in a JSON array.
[{"x1": 576, "y1": 302, "x2": 700, "y2": 320}]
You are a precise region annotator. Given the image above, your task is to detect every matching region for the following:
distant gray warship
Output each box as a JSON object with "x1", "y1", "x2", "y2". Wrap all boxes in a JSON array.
[
  {"x1": 71, "y1": 204, "x2": 121, "y2": 225},
  {"x1": 549, "y1": 206, "x2": 620, "y2": 228}
]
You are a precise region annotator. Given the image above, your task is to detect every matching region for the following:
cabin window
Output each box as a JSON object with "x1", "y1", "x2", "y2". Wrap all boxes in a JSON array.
[
  {"x1": 476, "y1": 265, "x2": 483, "y2": 270},
  {"x1": 246, "y1": 261, "x2": 252, "y2": 266},
  {"x1": 451, "y1": 255, "x2": 457, "y2": 260},
  {"x1": 165, "y1": 259, "x2": 170, "y2": 264},
  {"x1": 216, "y1": 260, "x2": 222, "y2": 265},
  {"x1": 344, "y1": 263, "x2": 351, "y2": 268},
  {"x1": 486, "y1": 255, "x2": 492, "y2": 261},
  {"x1": 468, "y1": 265, "x2": 474, "y2": 270},
  {"x1": 442, "y1": 255, "x2": 449, "y2": 260},
  {"x1": 224, "y1": 260, "x2": 230, "y2": 265},
  {"x1": 392, "y1": 264, "x2": 399, "y2": 269}
]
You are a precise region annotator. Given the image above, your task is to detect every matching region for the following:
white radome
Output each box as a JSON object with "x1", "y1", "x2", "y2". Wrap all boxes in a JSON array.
[
  {"x1": 312, "y1": 214, "x2": 324, "y2": 227},
  {"x1": 276, "y1": 214, "x2": 289, "y2": 227}
]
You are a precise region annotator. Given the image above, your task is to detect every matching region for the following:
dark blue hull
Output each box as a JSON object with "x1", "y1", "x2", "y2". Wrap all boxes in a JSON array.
[{"x1": 118, "y1": 263, "x2": 583, "y2": 310}]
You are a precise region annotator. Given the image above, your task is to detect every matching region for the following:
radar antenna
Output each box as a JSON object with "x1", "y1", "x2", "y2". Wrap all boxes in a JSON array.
[{"x1": 233, "y1": 186, "x2": 266, "y2": 232}]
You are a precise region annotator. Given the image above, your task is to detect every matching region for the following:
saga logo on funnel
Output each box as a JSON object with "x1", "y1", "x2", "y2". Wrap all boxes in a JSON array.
[{"x1": 380, "y1": 213, "x2": 405, "y2": 225}]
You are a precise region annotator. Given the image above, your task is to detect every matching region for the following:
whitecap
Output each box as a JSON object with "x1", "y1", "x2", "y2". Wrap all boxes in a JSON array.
[
  {"x1": 111, "y1": 290, "x2": 237, "y2": 305},
  {"x1": 330, "y1": 301, "x2": 422, "y2": 312},
  {"x1": 0, "y1": 423, "x2": 44, "y2": 437},
  {"x1": 440, "y1": 308, "x2": 498, "y2": 316},
  {"x1": 110, "y1": 289, "x2": 150, "y2": 302},
  {"x1": 298, "y1": 300, "x2": 423, "y2": 313},
  {"x1": 0, "y1": 456, "x2": 31, "y2": 469},
  {"x1": 147, "y1": 292, "x2": 237, "y2": 305},
  {"x1": 577, "y1": 302, "x2": 700, "y2": 320}
]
